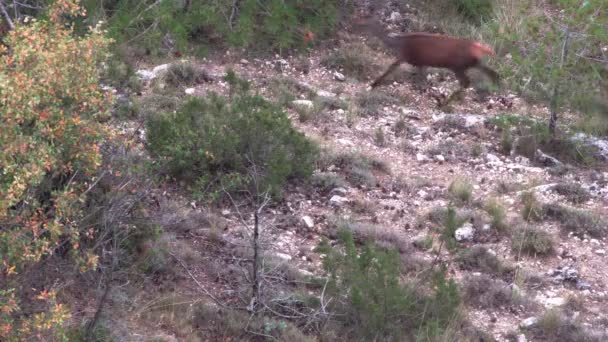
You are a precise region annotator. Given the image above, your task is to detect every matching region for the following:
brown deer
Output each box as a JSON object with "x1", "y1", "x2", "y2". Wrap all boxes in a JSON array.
[{"x1": 353, "y1": 16, "x2": 500, "y2": 106}]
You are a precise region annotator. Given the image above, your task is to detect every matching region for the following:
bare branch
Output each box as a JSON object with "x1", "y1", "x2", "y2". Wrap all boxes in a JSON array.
[
  {"x1": 0, "y1": 1, "x2": 15, "y2": 30},
  {"x1": 171, "y1": 251, "x2": 228, "y2": 308}
]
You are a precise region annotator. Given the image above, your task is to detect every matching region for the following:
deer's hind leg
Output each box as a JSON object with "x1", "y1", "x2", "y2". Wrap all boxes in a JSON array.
[
  {"x1": 371, "y1": 60, "x2": 402, "y2": 89},
  {"x1": 441, "y1": 69, "x2": 470, "y2": 107}
]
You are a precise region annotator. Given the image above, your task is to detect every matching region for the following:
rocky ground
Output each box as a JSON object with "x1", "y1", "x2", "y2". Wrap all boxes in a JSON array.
[{"x1": 110, "y1": 8, "x2": 608, "y2": 342}]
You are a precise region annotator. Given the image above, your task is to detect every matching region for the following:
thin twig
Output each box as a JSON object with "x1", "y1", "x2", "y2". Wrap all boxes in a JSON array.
[
  {"x1": 171, "y1": 252, "x2": 227, "y2": 308},
  {"x1": 0, "y1": 1, "x2": 15, "y2": 30}
]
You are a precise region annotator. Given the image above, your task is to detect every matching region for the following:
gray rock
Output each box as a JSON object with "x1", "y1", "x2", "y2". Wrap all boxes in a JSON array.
[
  {"x1": 135, "y1": 69, "x2": 155, "y2": 81},
  {"x1": 520, "y1": 317, "x2": 539, "y2": 329},
  {"x1": 576, "y1": 280, "x2": 592, "y2": 291},
  {"x1": 330, "y1": 187, "x2": 348, "y2": 196},
  {"x1": 275, "y1": 252, "x2": 292, "y2": 261},
  {"x1": 485, "y1": 153, "x2": 502, "y2": 164},
  {"x1": 292, "y1": 99, "x2": 314, "y2": 111},
  {"x1": 416, "y1": 153, "x2": 429, "y2": 162},
  {"x1": 330, "y1": 195, "x2": 349, "y2": 205},
  {"x1": 455, "y1": 223, "x2": 475, "y2": 242},
  {"x1": 301, "y1": 216, "x2": 314, "y2": 229},
  {"x1": 389, "y1": 11, "x2": 402, "y2": 23},
  {"x1": 334, "y1": 72, "x2": 346, "y2": 82},
  {"x1": 536, "y1": 149, "x2": 563, "y2": 167}
]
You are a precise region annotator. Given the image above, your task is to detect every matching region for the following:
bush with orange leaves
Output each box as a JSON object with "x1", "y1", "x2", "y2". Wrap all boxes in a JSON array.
[{"x1": 0, "y1": 0, "x2": 112, "y2": 339}]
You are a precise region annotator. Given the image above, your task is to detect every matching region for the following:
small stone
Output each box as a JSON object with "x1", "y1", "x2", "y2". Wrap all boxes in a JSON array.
[
  {"x1": 301, "y1": 216, "x2": 314, "y2": 229},
  {"x1": 416, "y1": 153, "x2": 428, "y2": 162},
  {"x1": 576, "y1": 280, "x2": 592, "y2": 291},
  {"x1": 317, "y1": 90, "x2": 336, "y2": 97},
  {"x1": 240, "y1": 58, "x2": 249, "y2": 65},
  {"x1": 330, "y1": 195, "x2": 349, "y2": 205},
  {"x1": 517, "y1": 334, "x2": 528, "y2": 342},
  {"x1": 221, "y1": 209, "x2": 230, "y2": 216},
  {"x1": 275, "y1": 252, "x2": 292, "y2": 261},
  {"x1": 417, "y1": 190, "x2": 428, "y2": 198},
  {"x1": 434, "y1": 154, "x2": 445, "y2": 162},
  {"x1": 136, "y1": 69, "x2": 155, "y2": 81},
  {"x1": 152, "y1": 63, "x2": 170, "y2": 75},
  {"x1": 544, "y1": 297, "x2": 566, "y2": 307},
  {"x1": 455, "y1": 223, "x2": 475, "y2": 242},
  {"x1": 389, "y1": 11, "x2": 402, "y2": 23},
  {"x1": 292, "y1": 99, "x2": 314, "y2": 111},
  {"x1": 334, "y1": 72, "x2": 346, "y2": 81},
  {"x1": 330, "y1": 187, "x2": 348, "y2": 195},
  {"x1": 520, "y1": 317, "x2": 539, "y2": 329},
  {"x1": 595, "y1": 249, "x2": 606, "y2": 255},
  {"x1": 184, "y1": 87, "x2": 195, "y2": 95},
  {"x1": 298, "y1": 269, "x2": 313, "y2": 277}
]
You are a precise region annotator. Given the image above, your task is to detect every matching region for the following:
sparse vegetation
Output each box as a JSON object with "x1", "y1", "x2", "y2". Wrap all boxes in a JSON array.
[
  {"x1": 316, "y1": 230, "x2": 462, "y2": 340},
  {"x1": 448, "y1": 177, "x2": 474, "y2": 205},
  {"x1": 462, "y1": 275, "x2": 522, "y2": 309},
  {"x1": 484, "y1": 198, "x2": 508, "y2": 232},
  {"x1": 543, "y1": 203, "x2": 606, "y2": 238},
  {"x1": 329, "y1": 218, "x2": 409, "y2": 254},
  {"x1": 526, "y1": 309, "x2": 608, "y2": 342},
  {"x1": 442, "y1": 206, "x2": 464, "y2": 250},
  {"x1": 511, "y1": 225, "x2": 554, "y2": 256},
  {"x1": 162, "y1": 61, "x2": 208, "y2": 87},
  {"x1": 317, "y1": 150, "x2": 389, "y2": 188},
  {"x1": 321, "y1": 43, "x2": 377, "y2": 80},
  {"x1": 373, "y1": 127, "x2": 387, "y2": 147},
  {"x1": 552, "y1": 182, "x2": 590, "y2": 204},
  {"x1": 457, "y1": 246, "x2": 504, "y2": 275},
  {"x1": 311, "y1": 172, "x2": 348, "y2": 193},
  {"x1": 521, "y1": 191, "x2": 544, "y2": 221},
  {"x1": 355, "y1": 90, "x2": 402, "y2": 117}
]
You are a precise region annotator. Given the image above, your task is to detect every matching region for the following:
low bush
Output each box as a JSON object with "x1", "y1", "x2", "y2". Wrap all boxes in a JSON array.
[
  {"x1": 146, "y1": 71, "x2": 318, "y2": 201},
  {"x1": 511, "y1": 225, "x2": 554, "y2": 256},
  {"x1": 81, "y1": 0, "x2": 353, "y2": 55},
  {"x1": 315, "y1": 230, "x2": 461, "y2": 340}
]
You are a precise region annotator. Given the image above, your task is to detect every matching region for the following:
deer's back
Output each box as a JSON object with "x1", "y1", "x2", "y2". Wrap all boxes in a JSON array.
[{"x1": 395, "y1": 33, "x2": 480, "y2": 70}]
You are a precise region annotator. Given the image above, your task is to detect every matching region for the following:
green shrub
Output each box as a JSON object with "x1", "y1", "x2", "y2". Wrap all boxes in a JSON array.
[
  {"x1": 82, "y1": 0, "x2": 353, "y2": 55},
  {"x1": 321, "y1": 43, "x2": 377, "y2": 81},
  {"x1": 163, "y1": 61, "x2": 203, "y2": 87},
  {"x1": 0, "y1": 2, "x2": 112, "y2": 339},
  {"x1": 442, "y1": 206, "x2": 464, "y2": 250},
  {"x1": 485, "y1": 198, "x2": 508, "y2": 231},
  {"x1": 511, "y1": 225, "x2": 554, "y2": 256},
  {"x1": 448, "y1": 177, "x2": 473, "y2": 205},
  {"x1": 457, "y1": 246, "x2": 503, "y2": 274},
  {"x1": 453, "y1": 0, "x2": 494, "y2": 24},
  {"x1": 543, "y1": 203, "x2": 606, "y2": 238},
  {"x1": 552, "y1": 182, "x2": 590, "y2": 204},
  {"x1": 146, "y1": 72, "x2": 318, "y2": 200},
  {"x1": 521, "y1": 191, "x2": 544, "y2": 221},
  {"x1": 315, "y1": 230, "x2": 461, "y2": 341},
  {"x1": 486, "y1": 1, "x2": 607, "y2": 123}
]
